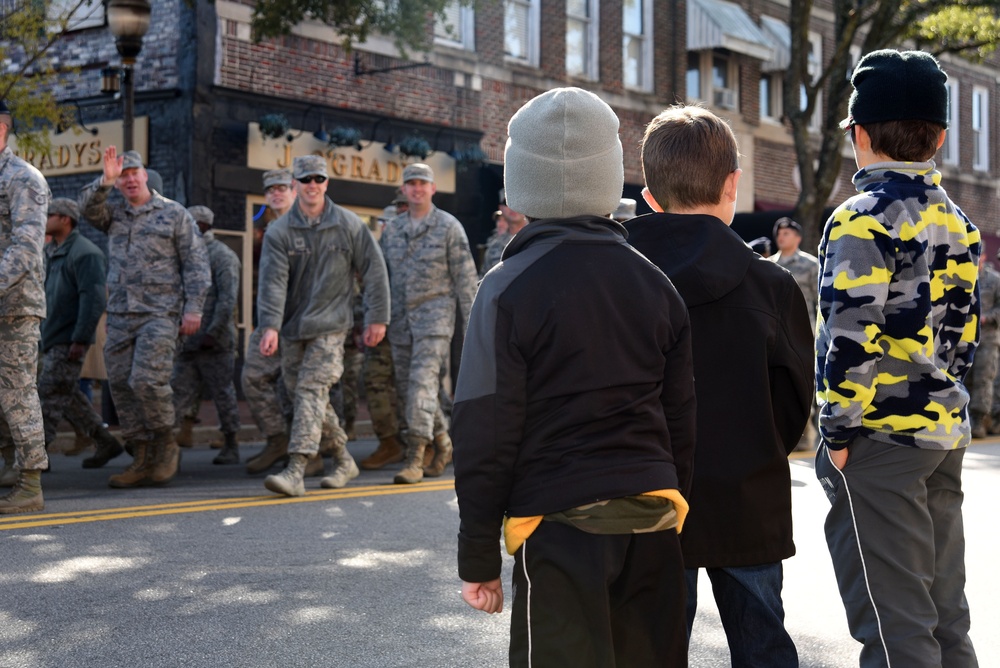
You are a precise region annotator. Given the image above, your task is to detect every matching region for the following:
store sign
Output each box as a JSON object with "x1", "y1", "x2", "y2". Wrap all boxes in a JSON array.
[
  {"x1": 247, "y1": 122, "x2": 456, "y2": 194},
  {"x1": 9, "y1": 117, "x2": 150, "y2": 178}
]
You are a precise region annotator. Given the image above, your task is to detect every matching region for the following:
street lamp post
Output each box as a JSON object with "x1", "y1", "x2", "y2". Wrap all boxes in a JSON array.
[{"x1": 106, "y1": 0, "x2": 151, "y2": 152}]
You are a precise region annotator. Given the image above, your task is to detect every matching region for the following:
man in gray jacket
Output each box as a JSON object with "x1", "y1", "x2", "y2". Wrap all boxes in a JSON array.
[
  {"x1": 381, "y1": 163, "x2": 478, "y2": 484},
  {"x1": 257, "y1": 155, "x2": 390, "y2": 497}
]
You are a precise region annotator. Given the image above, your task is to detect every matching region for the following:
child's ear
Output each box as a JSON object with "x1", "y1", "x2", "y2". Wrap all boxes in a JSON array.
[
  {"x1": 641, "y1": 187, "x2": 664, "y2": 213},
  {"x1": 936, "y1": 128, "x2": 947, "y2": 150},
  {"x1": 724, "y1": 168, "x2": 742, "y2": 203}
]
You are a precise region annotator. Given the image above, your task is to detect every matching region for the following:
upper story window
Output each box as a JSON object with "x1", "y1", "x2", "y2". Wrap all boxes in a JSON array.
[
  {"x1": 48, "y1": 0, "x2": 106, "y2": 32},
  {"x1": 567, "y1": 0, "x2": 598, "y2": 80},
  {"x1": 941, "y1": 80, "x2": 959, "y2": 166},
  {"x1": 505, "y1": 0, "x2": 540, "y2": 67},
  {"x1": 686, "y1": 52, "x2": 701, "y2": 99},
  {"x1": 623, "y1": 0, "x2": 653, "y2": 91},
  {"x1": 972, "y1": 86, "x2": 989, "y2": 172},
  {"x1": 435, "y1": 1, "x2": 475, "y2": 51},
  {"x1": 759, "y1": 74, "x2": 780, "y2": 120},
  {"x1": 712, "y1": 53, "x2": 737, "y2": 110}
]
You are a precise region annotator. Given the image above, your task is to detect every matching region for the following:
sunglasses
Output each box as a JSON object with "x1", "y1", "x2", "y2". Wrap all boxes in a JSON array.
[{"x1": 296, "y1": 175, "x2": 327, "y2": 184}]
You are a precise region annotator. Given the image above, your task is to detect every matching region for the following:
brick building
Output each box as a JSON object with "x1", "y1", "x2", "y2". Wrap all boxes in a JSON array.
[{"x1": 17, "y1": 0, "x2": 1000, "y2": 349}]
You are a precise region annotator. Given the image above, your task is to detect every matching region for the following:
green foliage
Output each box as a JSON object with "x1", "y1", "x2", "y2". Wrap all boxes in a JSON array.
[
  {"x1": 0, "y1": 0, "x2": 97, "y2": 156},
  {"x1": 911, "y1": 6, "x2": 1000, "y2": 60},
  {"x1": 247, "y1": 0, "x2": 475, "y2": 56}
]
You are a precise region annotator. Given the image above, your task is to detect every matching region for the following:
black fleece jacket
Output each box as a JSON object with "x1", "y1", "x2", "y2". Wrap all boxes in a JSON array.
[
  {"x1": 626, "y1": 212, "x2": 813, "y2": 568},
  {"x1": 453, "y1": 215, "x2": 696, "y2": 584}
]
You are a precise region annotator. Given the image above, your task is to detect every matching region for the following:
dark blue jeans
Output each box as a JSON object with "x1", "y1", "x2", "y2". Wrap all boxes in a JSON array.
[{"x1": 685, "y1": 564, "x2": 798, "y2": 667}]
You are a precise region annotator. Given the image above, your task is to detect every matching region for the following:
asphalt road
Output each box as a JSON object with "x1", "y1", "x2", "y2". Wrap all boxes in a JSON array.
[{"x1": 2, "y1": 438, "x2": 998, "y2": 667}]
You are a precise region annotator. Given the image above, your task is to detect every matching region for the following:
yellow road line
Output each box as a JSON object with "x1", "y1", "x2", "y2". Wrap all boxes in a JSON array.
[{"x1": 0, "y1": 480, "x2": 455, "y2": 532}]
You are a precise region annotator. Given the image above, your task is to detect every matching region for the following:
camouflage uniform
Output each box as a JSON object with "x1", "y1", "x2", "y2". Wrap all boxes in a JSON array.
[
  {"x1": 966, "y1": 263, "x2": 1000, "y2": 421},
  {"x1": 769, "y1": 249, "x2": 820, "y2": 328},
  {"x1": 381, "y1": 206, "x2": 477, "y2": 442},
  {"x1": 172, "y1": 227, "x2": 242, "y2": 435},
  {"x1": 479, "y1": 230, "x2": 512, "y2": 277},
  {"x1": 363, "y1": 337, "x2": 401, "y2": 440},
  {"x1": 0, "y1": 146, "x2": 49, "y2": 471},
  {"x1": 257, "y1": 196, "x2": 389, "y2": 455},
  {"x1": 80, "y1": 177, "x2": 210, "y2": 444},
  {"x1": 242, "y1": 327, "x2": 291, "y2": 437}
]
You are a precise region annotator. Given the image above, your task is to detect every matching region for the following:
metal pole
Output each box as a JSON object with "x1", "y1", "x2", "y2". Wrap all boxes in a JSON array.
[{"x1": 122, "y1": 65, "x2": 134, "y2": 152}]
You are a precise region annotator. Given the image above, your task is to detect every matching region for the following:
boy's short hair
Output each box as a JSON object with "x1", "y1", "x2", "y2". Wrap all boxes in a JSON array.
[
  {"x1": 850, "y1": 119, "x2": 944, "y2": 162},
  {"x1": 641, "y1": 105, "x2": 739, "y2": 211}
]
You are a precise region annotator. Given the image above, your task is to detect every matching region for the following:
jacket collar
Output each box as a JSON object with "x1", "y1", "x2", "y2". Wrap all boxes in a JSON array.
[{"x1": 503, "y1": 215, "x2": 627, "y2": 261}]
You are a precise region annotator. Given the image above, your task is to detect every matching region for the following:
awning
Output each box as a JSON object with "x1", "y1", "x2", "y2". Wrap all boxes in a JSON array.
[
  {"x1": 688, "y1": 0, "x2": 774, "y2": 62},
  {"x1": 759, "y1": 15, "x2": 790, "y2": 72}
]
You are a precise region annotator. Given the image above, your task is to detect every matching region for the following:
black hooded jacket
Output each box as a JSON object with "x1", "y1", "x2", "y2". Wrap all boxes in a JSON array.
[
  {"x1": 625, "y1": 212, "x2": 813, "y2": 568},
  {"x1": 452, "y1": 215, "x2": 697, "y2": 583}
]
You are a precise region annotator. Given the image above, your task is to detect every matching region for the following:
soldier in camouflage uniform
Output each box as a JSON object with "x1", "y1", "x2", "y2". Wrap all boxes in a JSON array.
[
  {"x1": 966, "y1": 255, "x2": 1000, "y2": 437},
  {"x1": 768, "y1": 217, "x2": 820, "y2": 450},
  {"x1": 81, "y1": 147, "x2": 210, "y2": 489},
  {"x1": 0, "y1": 100, "x2": 50, "y2": 514},
  {"x1": 381, "y1": 163, "x2": 478, "y2": 483},
  {"x1": 39, "y1": 198, "x2": 123, "y2": 471},
  {"x1": 480, "y1": 189, "x2": 529, "y2": 277},
  {"x1": 172, "y1": 206, "x2": 243, "y2": 463},
  {"x1": 242, "y1": 169, "x2": 296, "y2": 473},
  {"x1": 256, "y1": 155, "x2": 389, "y2": 497}
]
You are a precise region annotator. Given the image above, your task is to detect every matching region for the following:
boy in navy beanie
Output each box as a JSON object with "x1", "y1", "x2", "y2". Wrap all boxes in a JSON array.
[
  {"x1": 453, "y1": 88, "x2": 696, "y2": 666},
  {"x1": 817, "y1": 49, "x2": 980, "y2": 666}
]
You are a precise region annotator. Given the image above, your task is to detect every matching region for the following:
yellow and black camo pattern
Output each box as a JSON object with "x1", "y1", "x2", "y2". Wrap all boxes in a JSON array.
[{"x1": 816, "y1": 164, "x2": 980, "y2": 451}]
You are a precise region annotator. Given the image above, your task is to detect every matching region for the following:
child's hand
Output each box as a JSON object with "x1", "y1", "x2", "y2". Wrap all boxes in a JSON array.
[{"x1": 461, "y1": 579, "x2": 504, "y2": 614}]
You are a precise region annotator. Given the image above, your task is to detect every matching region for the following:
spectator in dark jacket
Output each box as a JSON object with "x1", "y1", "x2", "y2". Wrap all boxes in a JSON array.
[
  {"x1": 39, "y1": 197, "x2": 122, "y2": 469},
  {"x1": 453, "y1": 87, "x2": 697, "y2": 667},
  {"x1": 626, "y1": 105, "x2": 813, "y2": 668}
]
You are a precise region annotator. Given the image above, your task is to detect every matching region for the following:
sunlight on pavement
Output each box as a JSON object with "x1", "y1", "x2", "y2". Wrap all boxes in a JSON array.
[
  {"x1": 31, "y1": 556, "x2": 150, "y2": 583},
  {"x1": 338, "y1": 548, "x2": 430, "y2": 569}
]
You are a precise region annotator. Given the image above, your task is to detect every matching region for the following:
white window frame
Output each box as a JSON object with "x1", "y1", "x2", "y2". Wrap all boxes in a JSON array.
[
  {"x1": 566, "y1": 0, "x2": 599, "y2": 80},
  {"x1": 710, "y1": 51, "x2": 739, "y2": 111},
  {"x1": 941, "y1": 80, "x2": 959, "y2": 166},
  {"x1": 48, "y1": 0, "x2": 105, "y2": 32},
  {"x1": 972, "y1": 86, "x2": 989, "y2": 172},
  {"x1": 760, "y1": 72, "x2": 782, "y2": 121},
  {"x1": 505, "y1": 0, "x2": 541, "y2": 67},
  {"x1": 623, "y1": 0, "x2": 653, "y2": 92},
  {"x1": 434, "y1": 2, "x2": 475, "y2": 51}
]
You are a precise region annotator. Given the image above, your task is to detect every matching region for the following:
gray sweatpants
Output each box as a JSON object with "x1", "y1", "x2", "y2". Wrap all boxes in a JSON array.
[{"x1": 815, "y1": 436, "x2": 977, "y2": 668}]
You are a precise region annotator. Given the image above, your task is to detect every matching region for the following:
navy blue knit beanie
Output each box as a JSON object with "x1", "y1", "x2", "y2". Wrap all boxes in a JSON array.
[{"x1": 842, "y1": 50, "x2": 948, "y2": 129}]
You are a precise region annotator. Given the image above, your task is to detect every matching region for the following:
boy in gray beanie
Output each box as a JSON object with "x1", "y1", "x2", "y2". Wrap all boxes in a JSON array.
[
  {"x1": 453, "y1": 87, "x2": 696, "y2": 665},
  {"x1": 817, "y1": 49, "x2": 979, "y2": 666}
]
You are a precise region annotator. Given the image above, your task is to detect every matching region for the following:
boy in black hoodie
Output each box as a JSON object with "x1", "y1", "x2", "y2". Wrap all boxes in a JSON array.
[
  {"x1": 625, "y1": 105, "x2": 814, "y2": 667},
  {"x1": 453, "y1": 88, "x2": 697, "y2": 667}
]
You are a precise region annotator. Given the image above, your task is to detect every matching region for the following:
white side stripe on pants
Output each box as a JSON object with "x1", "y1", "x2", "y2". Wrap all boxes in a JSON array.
[{"x1": 522, "y1": 539, "x2": 533, "y2": 668}]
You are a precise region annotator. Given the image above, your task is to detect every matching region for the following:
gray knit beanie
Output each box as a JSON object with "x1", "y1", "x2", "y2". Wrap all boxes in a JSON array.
[{"x1": 504, "y1": 87, "x2": 623, "y2": 220}]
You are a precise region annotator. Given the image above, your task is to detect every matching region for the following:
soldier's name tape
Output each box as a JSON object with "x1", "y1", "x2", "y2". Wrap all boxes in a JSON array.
[{"x1": 0, "y1": 480, "x2": 455, "y2": 532}]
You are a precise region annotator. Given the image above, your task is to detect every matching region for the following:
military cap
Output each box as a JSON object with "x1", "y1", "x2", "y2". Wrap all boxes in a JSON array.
[
  {"x1": 146, "y1": 168, "x2": 163, "y2": 194},
  {"x1": 391, "y1": 189, "x2": 407, "y2": 206},
  {"x1": 773, "y1": 217, "x2": 802, "y2": 237},
  {"x1": 263, "y1": 169, "x2": 293, "y2": 189},
  {"x1": 49, "y1": 197, "x2": 79, "y2": 222},
  {"x1": 120, "y1": 150, "x2": 144, "y2": 171},
  {"x1": 293, "y1": 155, "x2": 328, "y2": 179},
  {"x1": 402, "y1": 163, "x2": 434, "y2": 183},
  {"x1": 612, "y1": 198, "x2": 637, "y2": 222},
  {"x1": 187, "y1": 205, "x2": 215, "y2": 226}
]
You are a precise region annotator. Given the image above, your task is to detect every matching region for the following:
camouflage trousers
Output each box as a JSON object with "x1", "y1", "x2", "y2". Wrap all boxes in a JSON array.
[
  {"x1": 330, "y1": 336, "x2": 363, "y2": 430},
  {"x1": 105, "y1": 313, "x2": 178, "y2": 443},
  {"x1": 172, "y1": 348, "x2": 241, "y2": 435},
  {"x1": 282, "y1": 331, "x2": 347, "y2": 456},
  {"x1": 0, "y1": 317, "x2": 46, "y2": 470},
  {"x1": 38, "y1": 344, "x2": 104, "y2": 446},
  {"x1": 967, "y1": 336, "x2": 999, "y2": 417},
  {"x1": 391, "y1": 335, "x2": 450, "y2": 442},
  {"x1": 242, "y1": 328, "x2": 292, "y2": 438},
  {"x1": 364, "y1": 337, "x2": 401, "y2": 440}
]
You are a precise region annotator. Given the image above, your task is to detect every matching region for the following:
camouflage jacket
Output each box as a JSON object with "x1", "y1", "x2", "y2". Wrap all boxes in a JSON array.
[
  {"x1": 769, "y1": 248, "x2": 819, "y2": 327},
  {"x1": 42, "y1": 229, "x2": 107, "y2": 351},
  {"x1": 180, "y1": 229, "x2": 240, "y2": 353},
  {"x1": 380, "y1": 205, "x2": 478, "y2": 344},
  {"x1": 80, "y1": 178, "x2": 209, "y2": 317},
  {"x1": 817, "y1": 163, "x2": 980, "y2": 450},
  {"x1": 0, "y1": 146, "x2": 48, "y2": 318},
  {"x1": 480, "y1": 230, "x2": 513, "y2": 278},
  {"x1": 257, "y1": 197, "x2": 389, "y2": 341},
  {"x1": 978, "y1": 264, "x2": 1000, "y2": 343}
]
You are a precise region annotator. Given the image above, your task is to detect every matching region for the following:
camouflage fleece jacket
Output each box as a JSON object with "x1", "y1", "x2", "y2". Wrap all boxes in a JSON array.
[
  {"x1": 81, "y1": 179, "x2": 209, "y2": 318},
  {"x1": 816, "y1": 162, "x2": 980, "y2": 451},
  {"x1": 0, "y1": 146, "x2": 48, "y2": 318},
  {"x1": 380, "y1": 205, "x2": 478, "y2": 345}
]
